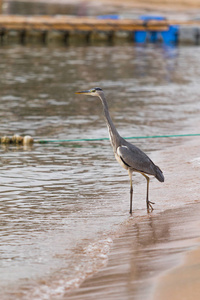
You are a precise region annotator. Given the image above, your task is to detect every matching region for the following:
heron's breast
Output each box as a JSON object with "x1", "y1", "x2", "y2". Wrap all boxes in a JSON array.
[{"x1": 114, "y1": 153, "x2": 129, "y2": 170}]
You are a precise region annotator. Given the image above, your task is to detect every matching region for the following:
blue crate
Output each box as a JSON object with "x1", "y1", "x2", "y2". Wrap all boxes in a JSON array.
[
  {"x1": 161, "y1": 25, "x2": 179, "y2": 44},
  {"x1": 135, "y1": 15, "x2": 179, "y2": 44},
  {"x1": 97, "y1": 15, "x2": 120, "y2": 20},
  {"x1": 140, "y1": 15, "x2": 166, "y2": 21}
]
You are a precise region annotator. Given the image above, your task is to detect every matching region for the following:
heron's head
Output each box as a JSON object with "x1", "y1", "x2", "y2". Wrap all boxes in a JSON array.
[{"x1": 75, "y1": 87, "x2": 103, "y2": 97}]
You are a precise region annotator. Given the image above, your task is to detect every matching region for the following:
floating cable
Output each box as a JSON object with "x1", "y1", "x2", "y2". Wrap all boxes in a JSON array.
[{"x1": 37, "y1": 133, "x2": 200, "y2": 144}]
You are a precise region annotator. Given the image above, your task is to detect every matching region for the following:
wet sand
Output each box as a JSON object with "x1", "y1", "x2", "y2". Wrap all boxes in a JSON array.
[
  {"x1": 154, "y1": 237, "x2": 200, "y2": 300},
  {"x1": 66, "y1": 137, "x2": 200, "y2": 300}
]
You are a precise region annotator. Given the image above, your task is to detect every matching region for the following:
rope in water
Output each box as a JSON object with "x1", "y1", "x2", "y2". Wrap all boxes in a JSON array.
[{"x1": 37, "y1": 133, "x2": 200, "y2": 144}]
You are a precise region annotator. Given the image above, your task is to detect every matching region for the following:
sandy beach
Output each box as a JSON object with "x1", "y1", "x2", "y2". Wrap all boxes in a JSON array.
[{"x1": 66, "y1": 137, "x2": 200, "y2": 300}]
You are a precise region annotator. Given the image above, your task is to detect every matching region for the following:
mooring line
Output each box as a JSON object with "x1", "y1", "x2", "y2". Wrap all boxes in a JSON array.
[{"x1": 36, "y1": 133, "x2": 200, "y2": 144}]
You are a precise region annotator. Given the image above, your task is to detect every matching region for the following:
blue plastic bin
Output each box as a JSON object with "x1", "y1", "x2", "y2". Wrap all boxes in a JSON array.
[{"x1": 135, "y1": 15, "x2": 179, "y2": 44}]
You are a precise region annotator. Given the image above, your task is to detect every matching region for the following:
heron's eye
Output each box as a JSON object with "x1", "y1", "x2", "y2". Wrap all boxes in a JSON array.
[{"x1": 91, "y1": 89, "x2": 96, "y2": 93}]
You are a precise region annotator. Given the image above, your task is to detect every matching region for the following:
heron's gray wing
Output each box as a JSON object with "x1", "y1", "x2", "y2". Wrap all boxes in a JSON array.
[{"x1": 117, "y1": 145, "x2": 156, "y2": 176}]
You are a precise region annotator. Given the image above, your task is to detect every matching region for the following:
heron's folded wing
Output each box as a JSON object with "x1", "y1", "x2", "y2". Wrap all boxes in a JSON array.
[{"x1": 117, "y1": 145, "x2": 155, "y2": 175}]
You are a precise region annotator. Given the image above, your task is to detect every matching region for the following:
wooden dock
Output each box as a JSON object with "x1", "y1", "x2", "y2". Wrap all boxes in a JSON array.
[
  {"x1": 0, "y1": 15, "x2": 169, "y2": 44},
  {"x1": 0, "y1": 15, "x2": 169, "y2": 31},
  {"x1": 0, "y1": 15, "x2": 199, "y2": 44}
]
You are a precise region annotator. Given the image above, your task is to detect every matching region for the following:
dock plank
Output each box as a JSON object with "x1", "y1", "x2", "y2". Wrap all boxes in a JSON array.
[{"x1": 0, "y1": 15, "x2": 169, "y2": 31}]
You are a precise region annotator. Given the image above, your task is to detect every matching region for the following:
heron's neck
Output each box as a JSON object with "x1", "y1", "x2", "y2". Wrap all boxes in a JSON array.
[{"x1": 99, "y1": 94, "x2": 121, "y2": 149}]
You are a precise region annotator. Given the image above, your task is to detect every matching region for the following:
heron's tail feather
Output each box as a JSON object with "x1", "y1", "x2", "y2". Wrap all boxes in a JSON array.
[{"x1": 155, "y1": 166, "x2": 164, "y2": 182}]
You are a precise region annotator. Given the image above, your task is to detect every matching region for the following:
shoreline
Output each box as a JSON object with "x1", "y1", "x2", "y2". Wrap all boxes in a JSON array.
[{"x1": 66, "y1": 137, "x2": 200, "y2": 300}]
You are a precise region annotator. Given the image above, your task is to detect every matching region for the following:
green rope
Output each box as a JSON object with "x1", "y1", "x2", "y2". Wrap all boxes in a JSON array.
[{"x1": 37, "y1": 133, "x2": 200, "y2": 144}]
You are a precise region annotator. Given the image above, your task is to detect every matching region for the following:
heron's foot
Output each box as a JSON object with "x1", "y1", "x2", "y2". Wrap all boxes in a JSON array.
[{"x1": 147, "y1": 200, "x2": 155, "y2": 212}]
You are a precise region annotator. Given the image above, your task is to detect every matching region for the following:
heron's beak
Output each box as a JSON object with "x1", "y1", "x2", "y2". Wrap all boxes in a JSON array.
[{"x1": 75, "y1": 90, "x2": 92, "y2": 95}]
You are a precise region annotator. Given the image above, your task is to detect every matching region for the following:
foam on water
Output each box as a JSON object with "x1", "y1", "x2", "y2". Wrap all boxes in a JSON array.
[{"x1": 33, "y1": 238, "x2": 112, "y2": 300}]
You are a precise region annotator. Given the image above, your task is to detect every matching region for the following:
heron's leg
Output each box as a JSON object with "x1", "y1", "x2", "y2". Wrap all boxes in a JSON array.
[
  {"x1": 142, "y1": 174, "x2": 154, "y2": 212},
  {"x1": 128, "y1": 170, "x2": 133, "y2": 214}
]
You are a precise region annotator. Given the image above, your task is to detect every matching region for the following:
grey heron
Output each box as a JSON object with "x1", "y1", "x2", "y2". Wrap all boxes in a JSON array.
[{"x1": 75, "y1": 87, "x2": 164, "y2": 214}]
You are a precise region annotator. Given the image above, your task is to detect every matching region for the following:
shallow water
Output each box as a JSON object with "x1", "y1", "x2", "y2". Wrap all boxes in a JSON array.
[{"x1": 0, "y1": 44, "x2": 200, "y2": 299}]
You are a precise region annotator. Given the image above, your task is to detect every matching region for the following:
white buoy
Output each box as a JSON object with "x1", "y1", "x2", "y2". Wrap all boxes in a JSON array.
[{"x1": 23, "y1": 135, "x2": 34, "y2": 145}]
